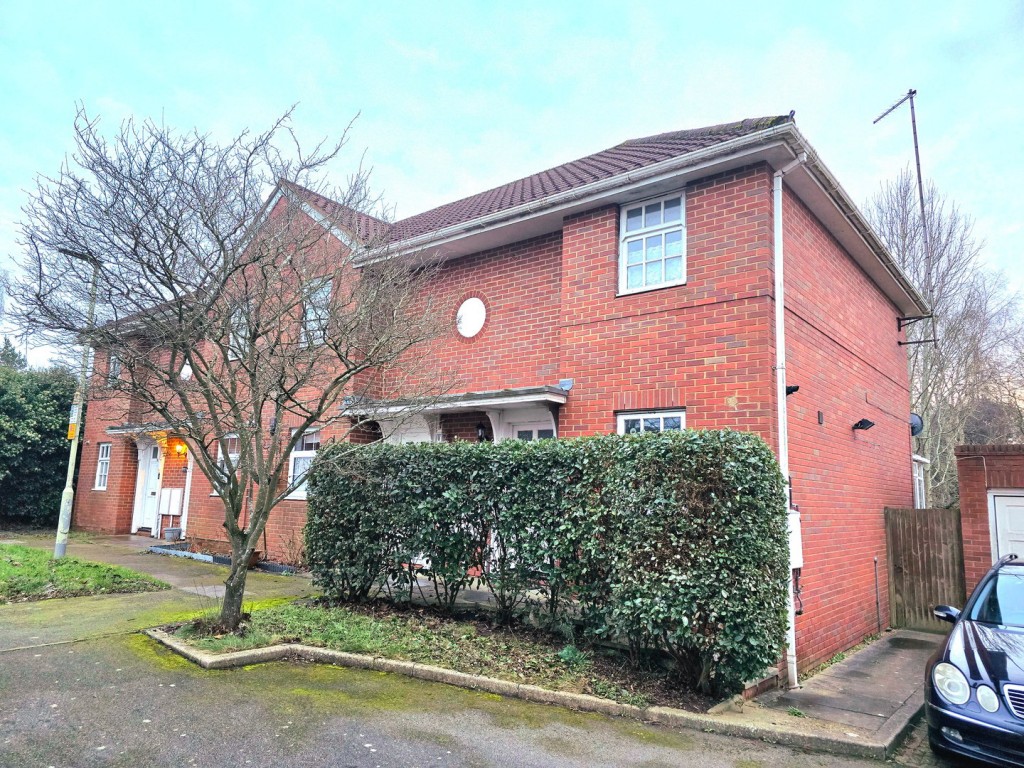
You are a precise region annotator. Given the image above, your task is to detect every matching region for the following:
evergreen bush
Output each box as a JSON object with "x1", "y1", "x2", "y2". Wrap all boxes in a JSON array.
[{"x1": 305, "y1": 429, "x2": 788, "y2": 695}]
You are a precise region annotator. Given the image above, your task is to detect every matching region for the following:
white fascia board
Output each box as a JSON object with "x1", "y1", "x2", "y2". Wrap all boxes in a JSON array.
[
  {"x1": 349, "y1": 391, "x2": 567, "y2": 417},
  {"x1": 278, "y1": 186, "x2": 361, "y2": 251}
]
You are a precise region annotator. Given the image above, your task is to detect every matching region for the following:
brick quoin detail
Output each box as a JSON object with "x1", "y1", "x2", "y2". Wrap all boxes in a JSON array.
[{"x1": 72, "y1": 162, "x2": 915, "y2": 673}]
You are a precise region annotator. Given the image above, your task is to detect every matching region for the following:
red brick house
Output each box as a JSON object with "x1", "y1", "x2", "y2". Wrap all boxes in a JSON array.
[{"x1": 73, "y1": 114, "x2": 927, "y2": 673}]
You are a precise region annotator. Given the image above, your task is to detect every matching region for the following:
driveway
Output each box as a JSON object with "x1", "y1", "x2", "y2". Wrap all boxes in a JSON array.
[
  {"x1": 1, "y1": 631, "x2": 887, "y2": 768},
  {"x1": 0, "y1": 533, "x2": 926, "y2": 766}
]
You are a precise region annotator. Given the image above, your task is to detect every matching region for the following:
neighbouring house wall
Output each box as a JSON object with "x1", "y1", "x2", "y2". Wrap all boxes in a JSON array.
[
  {"x1": 956, "y1": 444, "x2": 1024, "y2": 590},
  {"x1": 73, "y1": 354, "x2": 140, "y2": 534},
  {"x1": 782, "y1": 185, "x2": 914, "y2": 671},
  {"x1": 558, "y1": 165, "x2": 777, "y2": 440}
]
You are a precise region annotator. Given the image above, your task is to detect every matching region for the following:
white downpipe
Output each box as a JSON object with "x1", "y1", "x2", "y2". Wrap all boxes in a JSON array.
[{"x1": 774, "y1": 153, "x2": 806, "y2": 689}]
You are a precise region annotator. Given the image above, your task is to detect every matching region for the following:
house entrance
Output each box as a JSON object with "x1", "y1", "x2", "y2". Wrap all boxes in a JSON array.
[{"x1": 131, "y1": 442, "x2": 163, "y2": 534}]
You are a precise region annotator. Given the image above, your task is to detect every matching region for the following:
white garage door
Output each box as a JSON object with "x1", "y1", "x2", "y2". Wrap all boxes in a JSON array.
[{"x1": 994, "y1": 494, "x2": 1024, "y2": 560}]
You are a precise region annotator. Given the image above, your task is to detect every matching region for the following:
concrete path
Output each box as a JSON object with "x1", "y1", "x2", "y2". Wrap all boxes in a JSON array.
[
  {"x1": 0, "y1": 532, "x2": 314, "y2": 650},
  {"x1": 766, "y1": 630, "x2": 940, "y2": 739}
]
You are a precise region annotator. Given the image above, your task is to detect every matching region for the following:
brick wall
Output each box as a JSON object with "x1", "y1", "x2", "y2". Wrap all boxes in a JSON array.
[
  {"x1": 558, "y1": 165, "x2": 777, "y2": 440},
  {"x1": 956, "y1": 444, "x2": 1024, "y2": 590},
  {"x1": 782, "y1": 185, "x2": 913, "y2": 670}
]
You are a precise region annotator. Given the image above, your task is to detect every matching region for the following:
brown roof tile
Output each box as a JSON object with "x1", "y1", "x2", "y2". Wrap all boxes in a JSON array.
[{"x1": 285, "y1": 115, "x2": 792, "y2": 246}]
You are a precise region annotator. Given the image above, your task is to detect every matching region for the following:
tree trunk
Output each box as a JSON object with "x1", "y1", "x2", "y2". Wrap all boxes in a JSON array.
[{"x1": 218, "y1": 547, "x2": 251, "y2": 631}]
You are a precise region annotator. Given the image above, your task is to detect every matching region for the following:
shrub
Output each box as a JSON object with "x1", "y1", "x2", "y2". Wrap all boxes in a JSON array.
[{"x1": 305, "y1": 429, "x2": 788, "y2": 695}]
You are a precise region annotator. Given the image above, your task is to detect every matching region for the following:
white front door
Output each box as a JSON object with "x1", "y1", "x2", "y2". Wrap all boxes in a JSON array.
[
  {"x1": 140, "y1": 445, "x2": 162, "y2": 531},
  {"x1": 993, "y1": 494, "x2": 1024, "y2": 560}
]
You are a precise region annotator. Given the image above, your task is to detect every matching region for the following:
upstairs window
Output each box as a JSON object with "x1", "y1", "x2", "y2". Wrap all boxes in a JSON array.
[
  {"x1": 300, "y1": 281, "x2": 332, "y2": 346},
  {"x1": 619, "y1": 193, "x2": 686, "y2": 294},
  {"x1": 217, "y1": 434, "x2": 241, "y2": 476},
  {"x1": 617, "y1": 410, "x2": 686, "y2": 435},
  {"x1": 288, "y1": 428, "x2": 322, "y2": 498},
  {"x1": 107, "y1": 354, "x2": 122, "y2": 385},
  {"x1": 94, "y1": 443, "x2": 111, "y2": 489}
]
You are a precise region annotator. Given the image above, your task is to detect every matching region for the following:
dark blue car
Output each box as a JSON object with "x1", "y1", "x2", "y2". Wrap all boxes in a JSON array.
[{"x1": 927, "y1": 554, "x2": 1024, "y2": 766}]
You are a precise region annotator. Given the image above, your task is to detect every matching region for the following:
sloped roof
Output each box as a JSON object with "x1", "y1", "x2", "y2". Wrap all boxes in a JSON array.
[
  {"x1": 285, "y1": 115, "x2": 793, "y2": 245},
  {"x1": 389, "y1": 116, "x2": 792, "y2": 241},
  {"x1": 279, "y1": 180, "x2": 391, "y2": 242}
]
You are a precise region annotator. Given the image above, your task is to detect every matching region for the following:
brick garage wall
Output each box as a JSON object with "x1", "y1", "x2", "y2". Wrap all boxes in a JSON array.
[
  {"x1": 956, "y1": 444, "x2": 1024, "y2": 590},
  {"x1": 441, "y1": 412, "x2": 492, "y2": 442},
  {"x1": 782, "y1": 185, "x2": 914, "y2": 671},
  {"x1": 558, "y1": 165, "x2": 777, "y2": 441}
]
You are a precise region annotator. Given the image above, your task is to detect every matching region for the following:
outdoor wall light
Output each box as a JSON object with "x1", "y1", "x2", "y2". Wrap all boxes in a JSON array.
[
  {"x1": 174, "y1": 441, "x2": 187, "y2": 455},
  {"x1": 476, "y1": 422, "x2": 487, "y2": 442},
  {"x1": 852, "y1": 419, "x2": 876, "y2": 431}
]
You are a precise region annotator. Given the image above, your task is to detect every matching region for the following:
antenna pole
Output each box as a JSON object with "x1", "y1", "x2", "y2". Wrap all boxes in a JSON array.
[{"x1": 875, "y1": 88, "x2": 931, "y2": 289}]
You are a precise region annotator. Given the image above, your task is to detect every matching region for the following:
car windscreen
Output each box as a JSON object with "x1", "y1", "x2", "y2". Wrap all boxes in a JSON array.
[{"x1": 969, "y1": 570, "x2": 1024, "y2": 628}]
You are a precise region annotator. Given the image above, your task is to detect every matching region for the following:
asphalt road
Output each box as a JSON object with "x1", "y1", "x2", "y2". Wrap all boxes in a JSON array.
[{"x1": 0, "y1": 632, "x2": 890, "y2": 768}]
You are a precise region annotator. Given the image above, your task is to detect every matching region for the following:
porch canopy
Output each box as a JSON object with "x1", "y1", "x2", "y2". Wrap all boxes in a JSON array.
[{"x1": 343, "y1": 385, "x2": 568, "y2": 443}]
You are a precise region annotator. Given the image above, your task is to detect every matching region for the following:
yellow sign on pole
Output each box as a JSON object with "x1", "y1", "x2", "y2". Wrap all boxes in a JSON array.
[{"x1": 67, "y1": 403, "x2": 80, "y2": 441}]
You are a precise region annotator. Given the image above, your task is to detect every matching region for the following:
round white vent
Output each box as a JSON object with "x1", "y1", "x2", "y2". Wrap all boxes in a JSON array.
[{"x1": 456, "y1": 297, "x2": 486, "y2": 338}]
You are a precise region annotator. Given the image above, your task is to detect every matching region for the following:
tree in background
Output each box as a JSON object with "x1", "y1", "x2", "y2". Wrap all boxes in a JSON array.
[
  {"x1": 7, "y1": 108, "x2": 447, "y2": 631},
  {"x1": 869, "y1": 170, "x2": 1022, "y2": 506},
  {"x1": 0, "y1": 338, "x2": 77, "y2": 525}
]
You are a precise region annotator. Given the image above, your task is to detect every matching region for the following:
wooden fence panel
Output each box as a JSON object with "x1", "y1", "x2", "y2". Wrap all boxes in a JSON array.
[{"x1": 885, "y1": 507, "x2": 967, "y2": 632}]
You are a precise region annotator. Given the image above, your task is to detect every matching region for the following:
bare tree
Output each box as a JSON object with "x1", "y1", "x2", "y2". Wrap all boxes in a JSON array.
[
  {"x1": 869, "y1": 169, "x2": 1021, "y2": 506},
  {"x1": 9, "y1": 107, "x2": 448, "y2": 630}
]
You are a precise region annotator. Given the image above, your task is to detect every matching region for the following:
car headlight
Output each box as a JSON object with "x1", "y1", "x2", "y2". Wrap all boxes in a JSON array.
[
  {"x1": 977, "y1": 684, "x2": 1000, "y2": 713},
  {"x1": 933, "y1": 662, "x2": 970, "y2": 705}
]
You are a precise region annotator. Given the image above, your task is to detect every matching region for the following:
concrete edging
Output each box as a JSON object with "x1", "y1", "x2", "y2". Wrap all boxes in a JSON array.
[{"x1": 144, "y1": 628, "x2": 905, "y2": 760}]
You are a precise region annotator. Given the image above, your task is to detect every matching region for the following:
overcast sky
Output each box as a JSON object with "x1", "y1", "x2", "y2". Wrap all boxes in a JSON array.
[{"x1": 1, "y1": 1, "x2": 1021, "y2": 365}]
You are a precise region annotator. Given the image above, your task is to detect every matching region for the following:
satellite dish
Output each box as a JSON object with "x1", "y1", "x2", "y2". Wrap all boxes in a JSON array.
[{"x1": 910, "y1": 413, "x2": 924, "y2": 437}]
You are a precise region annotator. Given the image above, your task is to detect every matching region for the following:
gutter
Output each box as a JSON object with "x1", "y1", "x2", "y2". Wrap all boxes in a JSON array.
[
  {"x1": 361, "y1": 122, "x2": 798, "y2": 262},
  {"x1": 773, "y1": 152, "x2": 807, "y2": 689}
]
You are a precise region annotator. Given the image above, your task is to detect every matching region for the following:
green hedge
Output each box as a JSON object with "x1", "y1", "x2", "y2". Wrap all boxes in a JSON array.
[{"x1": 305, "y1": 430, "x2": 789, "y2": 695}]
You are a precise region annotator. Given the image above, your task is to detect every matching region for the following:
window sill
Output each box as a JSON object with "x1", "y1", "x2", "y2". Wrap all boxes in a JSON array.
[
  {"x1": 285, "y1": 494, "x2": 308, "y2": 501},
  {"x1": 92, "y1": 487, "x2": 107, "y2": 492},
  {"x1": 616, "y1": 278, "x2": 688, "y2": 297}
]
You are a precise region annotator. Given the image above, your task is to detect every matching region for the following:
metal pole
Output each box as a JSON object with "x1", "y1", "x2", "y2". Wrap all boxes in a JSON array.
[
  {"x1": 907, "y1": 92, "x2": 932, "y2": 266},
  {"x1": 54, "y1": 259, "x2": 99, "y2": 559}
]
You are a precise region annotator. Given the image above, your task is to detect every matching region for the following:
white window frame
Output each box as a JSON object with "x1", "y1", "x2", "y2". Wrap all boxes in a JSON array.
[
  {"x1": 107, "y1": 353, "x2": 122, "y2": 385},
  {"x1": 300, "y1": 280, "x2": 332, "y2": 346},
  {"x1": 212, "y1": 434, "x2": 241, "y2": 495},
  {"x1": 287, "y1": 428, "x2": 322, "y2": 499},
  {"x1": 618, "y1": 191, "x2": 686, "y2": 295},
  {"x1": 228, "y1": 309, "x2": 248, "y2": 361},
  {"x1": 616, "y1": 410, "x2": 687, "y2": 435},
  {"x1": 94, "y1": 443, "x2": 112, "y2": 490}
]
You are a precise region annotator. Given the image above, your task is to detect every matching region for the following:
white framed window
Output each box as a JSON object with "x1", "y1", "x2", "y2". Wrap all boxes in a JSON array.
[
  {"x1": 617, "y1": 410, "x2": 686, "y2": 435},
  {"x1": 107, "y1": 353, "x2": 121, "y2": 385},
  {"x1": 94, "y1": 443, "x2": 112, "y2": 490},
  {"x1": 228, "y1": 309, "x2": 248, "y2": 361},
  {"x1": 300, "y1": 281, "x2": 332, "y2": 346},
  {"x1": 912, "y1": 454, "x2": 929, "y2": 508},
  {"x1": 619, "y1": 192, "x2": 686, "y2": 294},
  {"x1": 288, "y1": 428, "x2": 322, "y2": 499},
  {"x1": 217, "y1": 434, "x2": 241, "y2": 476}
]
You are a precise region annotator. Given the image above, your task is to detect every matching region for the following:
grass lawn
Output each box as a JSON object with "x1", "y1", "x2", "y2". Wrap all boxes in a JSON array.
[
  {"x1": 0, "y1": 543, "x2": 170, "y2": 603},
  {"x1": 175, "y1": 601, "x2": 713, "y2": 712}
]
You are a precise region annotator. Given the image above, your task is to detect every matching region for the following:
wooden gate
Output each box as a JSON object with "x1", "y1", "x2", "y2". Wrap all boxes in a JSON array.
[{"x1": 885, "y1": 507, "x2": 967, "y2": 632}]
